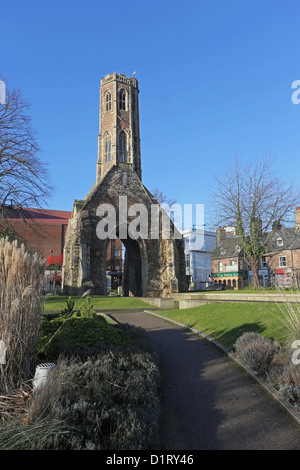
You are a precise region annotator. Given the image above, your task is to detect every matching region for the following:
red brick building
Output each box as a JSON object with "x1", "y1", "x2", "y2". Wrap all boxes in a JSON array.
[
  {"x1": 0, "y1": 207, "x2": 124, "y2": 290},
  {"x1": 0, "y1": 207, "x2": 72, "y2": 260}
]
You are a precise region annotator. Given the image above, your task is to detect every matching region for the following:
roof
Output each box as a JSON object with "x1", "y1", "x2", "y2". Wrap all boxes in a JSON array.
[
  {"x1": 211, "y1": 236, "x2": 244, "y2": 260},
  {"x1": 212, "y1": 226, "x2": 300, "y2": 260},
  {"x1": 4, "y1": 207, "x2": 72, "y2": 225},
  {"x1": 266, "y1": 227, "x2": 300, "y2": 252}
]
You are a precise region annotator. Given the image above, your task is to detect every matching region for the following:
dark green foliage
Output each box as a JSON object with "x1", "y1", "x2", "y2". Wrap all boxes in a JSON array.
[
  {"x1": 78, "y1": 296, "x2": 94, "y2": 318},
  {"x1": 38, "y1": 314, "x2": 130, "y2": 359},
  {"x1": 61, "y1": 296, "x2": 75, "y2": 316}
]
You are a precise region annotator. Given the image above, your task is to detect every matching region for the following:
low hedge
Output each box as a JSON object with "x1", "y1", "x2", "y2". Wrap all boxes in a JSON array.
[{"x1": 38, "y1": 312, "x2": 130, "y2": 359}]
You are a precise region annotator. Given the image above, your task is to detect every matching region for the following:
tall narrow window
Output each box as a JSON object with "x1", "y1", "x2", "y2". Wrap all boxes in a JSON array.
[
  {"x1": 105, "y1": 139, "x2": 111, "y2": 162},
  {"x1": 185, "y1": 254, "x2": 190, "y2": 269},
  {"x1": 105, "y1": 92, "x2": 112, "y2": 111},
  {"x1": 118, "y1": 132, "x2": 127, "y2": 162},
  {"x1": 279, "y1": 256, "x2": 287, "y2": 268},
  {"x1": 119, "y1": 89, "x2": 126, "y2": 110}
]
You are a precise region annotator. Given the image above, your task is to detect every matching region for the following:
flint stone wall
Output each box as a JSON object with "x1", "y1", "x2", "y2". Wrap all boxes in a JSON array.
[{"x1": 62, "y1": 164, "x2": 186, "y2": 297}]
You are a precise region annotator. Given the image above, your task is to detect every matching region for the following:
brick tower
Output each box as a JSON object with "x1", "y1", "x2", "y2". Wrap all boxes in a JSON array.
[{"x1": 96, "y1": 72, "x2": 142, "y2": 182}]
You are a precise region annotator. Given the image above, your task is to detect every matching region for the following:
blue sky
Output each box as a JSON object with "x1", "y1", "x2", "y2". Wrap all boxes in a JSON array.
[{"x1": 1, "y1": 0, "x2": 299, "y2": 229}]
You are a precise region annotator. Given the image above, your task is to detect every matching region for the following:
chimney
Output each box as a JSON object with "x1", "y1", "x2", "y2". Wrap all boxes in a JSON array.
[
  {"x1": 216, "y1": 227, "x2": 226, "y2": 245},
  {"x1": 295, "y1": 207, "x2": 300, "y2": 230},
  {"x1": 272, "y1": 220, "x2": 282, "y2": 231}
]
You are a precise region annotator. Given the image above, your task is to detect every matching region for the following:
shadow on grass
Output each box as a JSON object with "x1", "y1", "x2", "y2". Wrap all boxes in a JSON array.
[{"x1": 183, "y1": 321, "x2": 266, "y2": 351}]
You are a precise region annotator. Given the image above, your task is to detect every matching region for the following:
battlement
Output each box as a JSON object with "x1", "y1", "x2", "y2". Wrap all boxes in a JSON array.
[{"x1": 101, "y1": 72, "x2": 138, "y2": 89}]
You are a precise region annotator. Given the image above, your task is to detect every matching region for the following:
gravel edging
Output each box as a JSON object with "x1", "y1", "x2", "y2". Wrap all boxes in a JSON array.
[{"x1": 143, "y1": 309, "x2": 300, "y2": 427}]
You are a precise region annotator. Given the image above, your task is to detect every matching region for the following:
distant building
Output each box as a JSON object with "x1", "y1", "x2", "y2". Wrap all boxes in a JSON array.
[
  {"x1": 211, "y1": 227, "x2": 249, "y2": 289},
  {"x1": 181, "y1": 227, "x2": 216, "y2": 291},
  {"x1": 0, "y1": 207, "x2": 125, "y2": 292},
  {"x1": 0, "y1": 207, "x2": 72, "y2": 259},
  {"x1": 211, "y1": 207, "x2": 300, "y2": 289},
  {"x1": 264, "y1": 208, "x2": 300, "y2": 288}
]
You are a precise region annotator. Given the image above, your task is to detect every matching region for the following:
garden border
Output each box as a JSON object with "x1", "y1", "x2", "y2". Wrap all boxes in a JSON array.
[{"x1": 143, "y1": 309, "x2": 300, "y2": 427}]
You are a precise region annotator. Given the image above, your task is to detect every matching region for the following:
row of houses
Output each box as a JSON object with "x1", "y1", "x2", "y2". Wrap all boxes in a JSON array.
[{"x1": 183, "y1": 207, "x2": 300, "y2": 290}]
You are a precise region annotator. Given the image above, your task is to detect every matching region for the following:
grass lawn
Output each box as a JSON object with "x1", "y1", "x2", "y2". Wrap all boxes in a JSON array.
[
  {"x1": 43, "y1": 295, "x2": 152, "y2": 311},
  {"x1": 155, "y1": 302, "x2": 297, "y2": 350}
]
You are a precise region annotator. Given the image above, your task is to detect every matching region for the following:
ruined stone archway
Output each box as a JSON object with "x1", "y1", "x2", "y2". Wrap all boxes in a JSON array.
[{"x1": 103, "y1": 223, "x2": 148, "y2": 297}]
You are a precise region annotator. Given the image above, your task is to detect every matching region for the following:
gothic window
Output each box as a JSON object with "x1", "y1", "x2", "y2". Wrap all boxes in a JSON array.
[
  {"x1": 105, "y1": 91, "x2": 112, "y2": 111},
  {"x1": 104, "y1": 138, "x2": 111, "y2": 162},
  {"x1": 118, "y1": 132, "x2": 127, "y2": 162},
  {"x1": 119, "y1": 89, "x2": 126, "y2": 110}
]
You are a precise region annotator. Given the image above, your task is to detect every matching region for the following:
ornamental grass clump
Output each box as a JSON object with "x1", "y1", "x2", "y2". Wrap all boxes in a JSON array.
[
  {"x1": 234, "y1": 331, "x2": 280, "y2": 377},
  {"x1": 0, "y1": 238, "x2": 45, "y2": 392}
]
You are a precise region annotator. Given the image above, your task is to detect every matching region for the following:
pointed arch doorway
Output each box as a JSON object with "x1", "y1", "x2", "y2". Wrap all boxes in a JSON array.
[{"x1": 104, "y1": 226, "x2": 148, "y2": 297}]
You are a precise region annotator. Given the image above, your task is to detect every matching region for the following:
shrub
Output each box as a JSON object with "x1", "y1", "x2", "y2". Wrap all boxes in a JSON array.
[
  {"x1": 280, "y1": 385, "x2": 300, "y2": 411},
  {"x1": 234, "y1": 332, "x2": 280, "y2": 376},
  {"x1": 235, "y1": 332, "x2": 300, "y2": 411},
  {"x1": 38, "y1": 314, "x2": 130, "y2": 359},
  {"x1": 265, "y1": 346, "x2": 290, "y2": 389},
  {"x1": 0, "y1": 325, "x2": 161, "y2": 450},
  {"x1": 0, "y1": 238, "x2": 45, "y2": 392}
]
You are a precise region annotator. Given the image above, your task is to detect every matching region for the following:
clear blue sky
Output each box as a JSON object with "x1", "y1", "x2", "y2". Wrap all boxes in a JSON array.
[{"x1": 2, "y1": 0, "x2": 299, "y2": 229}]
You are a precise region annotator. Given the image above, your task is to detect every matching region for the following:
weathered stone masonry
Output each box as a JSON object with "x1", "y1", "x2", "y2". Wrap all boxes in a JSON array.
[{"x1": 62, "y1": 73, "x2": 186, "y2": 297}]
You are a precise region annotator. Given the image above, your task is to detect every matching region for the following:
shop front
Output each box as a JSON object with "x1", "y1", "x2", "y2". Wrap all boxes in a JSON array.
[
  {"x1": 212, "y1": 271, "x2": 247, "y2": 290},
  {"x1": 270, "y1": 268, "x2": 292, "y2": 288}
]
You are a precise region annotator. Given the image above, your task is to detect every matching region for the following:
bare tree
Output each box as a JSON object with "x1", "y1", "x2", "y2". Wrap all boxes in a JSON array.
[
  {"x1": 213, "y1": 154, "x2": 299, "y2": 288},
  {"x1": 151, "y1": 188, "x2": 177, "y2": 207},
  {"x1": 0, "y1": 78, "x2": 52, "y2": 218}
]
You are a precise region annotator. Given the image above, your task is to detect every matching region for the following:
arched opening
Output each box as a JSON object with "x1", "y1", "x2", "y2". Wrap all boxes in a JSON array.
[
  {"x1": 118, "y1": 89, "x2": 127, "y2": 110},
  {"x1": 122, "y1": 236, "x2": 143, "y2": 297},
  {"x1": 118, "y1": 131, "x2": 127, "y2": 162},
  {"x1": 104, "y1": 229, "x2": 147, "y2": 297}
]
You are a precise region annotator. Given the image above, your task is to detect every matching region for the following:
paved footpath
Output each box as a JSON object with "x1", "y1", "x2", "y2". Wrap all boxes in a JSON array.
[{"x1": 112, "y1": 311, "x2": 300, "y2": 450}]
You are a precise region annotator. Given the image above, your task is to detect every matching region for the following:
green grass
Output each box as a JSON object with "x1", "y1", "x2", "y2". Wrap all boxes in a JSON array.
[
  {"x1": 42, "y1": 295, "x2": 152, "y2": 311},
  {"x1": 155, "y1": 302, "x2": 294, "y2": 350}
]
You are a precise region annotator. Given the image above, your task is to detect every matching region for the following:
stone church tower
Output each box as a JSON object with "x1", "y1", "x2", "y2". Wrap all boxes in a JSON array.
[
  {"x1": 62, "y1": 73, "x2": 186, "y2": 297},
  {"x1": 96, "y1": 72, "x2": 142, "y2": 182}
]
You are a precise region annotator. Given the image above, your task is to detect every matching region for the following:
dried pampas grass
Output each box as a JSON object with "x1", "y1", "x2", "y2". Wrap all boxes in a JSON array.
[{"x1": 0, "y1": 238, "x2": 46, "y2": 392}]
